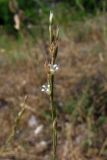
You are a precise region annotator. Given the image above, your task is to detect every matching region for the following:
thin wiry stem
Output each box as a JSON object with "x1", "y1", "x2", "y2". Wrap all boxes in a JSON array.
[
  {"x1": 42, "y1": 11, "x2": 59, "y2": 160},
  {"x1": 50, "y1": 74, "x2": 57, "y2": 160},
  {"x1": 0, "y1": 96, "x2": 28, "y2": 154},
  {"x1": 49, "y1": 11, "x2": 57, "y2": 160},
  {"x1": 7, "y1": 95, "x2": 28, "y2": 145}
]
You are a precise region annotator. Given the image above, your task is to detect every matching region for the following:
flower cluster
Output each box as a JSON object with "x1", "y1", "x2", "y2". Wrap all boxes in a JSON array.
[
  {"x1": 41, "y1": 64, "x2": 59, "y2": 95},
  {"x1": 49, "y1": 64, "x2": 59, "y2": 74},
  {"x1": 41, "y1": 84, "x2": 51, "y2": 95}
]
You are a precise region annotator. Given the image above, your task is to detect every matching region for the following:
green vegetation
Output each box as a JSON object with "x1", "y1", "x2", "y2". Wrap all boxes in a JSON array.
[{"x1": 0, "y1": 0, "x2": 107, "y2": 33}]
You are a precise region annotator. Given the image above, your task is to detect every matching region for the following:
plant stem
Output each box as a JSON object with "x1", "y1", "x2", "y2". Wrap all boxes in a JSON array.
[
  {"x1": 50, "y1": 74, "x2": 57, "y2": 160},
  {"x1": 7, "y1": 96, "x2": 28, "y2": 145}
]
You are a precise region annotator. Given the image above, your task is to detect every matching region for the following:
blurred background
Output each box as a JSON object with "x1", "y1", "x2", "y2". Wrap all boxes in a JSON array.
[{"x1": 0, "y1": 0, "x2": 107, "y2": 160}]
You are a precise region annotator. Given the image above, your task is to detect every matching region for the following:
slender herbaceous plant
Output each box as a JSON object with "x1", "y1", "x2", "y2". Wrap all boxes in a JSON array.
[{"x1": 41, "y1": 11, "x2": 59, "y2": 160}]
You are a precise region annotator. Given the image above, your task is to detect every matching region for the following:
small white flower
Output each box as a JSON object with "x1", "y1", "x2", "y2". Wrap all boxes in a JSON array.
[
  {"x1": 41, "y1": 84, "x2": 51, "y2": 95},
  {"x1": 49, "y1": 11, "x2": 54, "y2": 24},
  {"x1": 49, "y1": 64, "x2": 59, "y2": 74}
]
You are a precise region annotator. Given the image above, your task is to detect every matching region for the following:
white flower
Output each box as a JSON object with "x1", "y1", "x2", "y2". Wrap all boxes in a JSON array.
[
  {"x1": 41, "y1": 84, "x2": 51, "y2": 95},
  {"x1": 49, "y1": 64, "x2": 59, "y2": 74},
  {"x1": 49, "y1": 11, "x2": 54, "y2": 24}
]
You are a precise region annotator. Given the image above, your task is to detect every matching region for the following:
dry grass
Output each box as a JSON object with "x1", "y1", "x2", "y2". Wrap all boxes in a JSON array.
[{"x1": 0, "y1": 14, "x2": 107, "y2": 160}]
